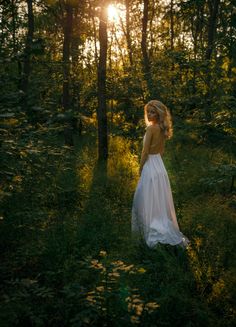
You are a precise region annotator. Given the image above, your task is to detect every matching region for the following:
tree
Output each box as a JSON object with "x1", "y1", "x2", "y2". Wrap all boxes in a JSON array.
[
  {"x1": 97, "y1": 0, "x2": 108, "y2": 162},
  {"x1": 125, "y1": 0, "x2": 133, "y2": 67},
  {"x1": 60, "y1": 0, "x2": 73, "y2": 145},
  {"x1": 141, "y1": 0, "x2": 154, "y2": 99},
  {"x1": 20, "y1": 0, "x2": 34, "y2": 111},
  {"x1": 204, "y1": 0, "x2": 220, "y2": 120}
]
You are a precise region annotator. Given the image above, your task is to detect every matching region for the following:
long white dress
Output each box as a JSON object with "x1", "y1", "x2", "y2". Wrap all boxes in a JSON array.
[{"x1": 131, "y1": 135, "x2": 189, "y2": 248}]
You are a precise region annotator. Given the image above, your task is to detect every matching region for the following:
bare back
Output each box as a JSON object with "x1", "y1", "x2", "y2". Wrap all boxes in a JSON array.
[{"x1": 140, "y1": 124, "x2": 165, "y2": 171}]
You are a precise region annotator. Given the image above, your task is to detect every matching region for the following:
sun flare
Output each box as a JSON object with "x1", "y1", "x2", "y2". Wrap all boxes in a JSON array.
[{"x1": 107, "y1": 4, "x2": 119, "y2": 22}]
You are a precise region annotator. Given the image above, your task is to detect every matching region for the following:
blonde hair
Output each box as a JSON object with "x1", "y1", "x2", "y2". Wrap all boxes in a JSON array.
[{"x1": 144, "y1": 100, "x2": 173, "y2": 139}]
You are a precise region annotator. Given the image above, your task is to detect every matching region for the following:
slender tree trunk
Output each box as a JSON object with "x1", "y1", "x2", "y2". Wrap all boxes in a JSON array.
[
  {"x1": 10, "y1": 0, "x2": 21, "y2": 88},
  {"x1": 228, "y1": 6, "x2": 236, "y2": 96},
  {"x1": 149, "y1": 0, "x2": 155, "y2": 60},
  {"x1": 20, "y1": 0, "x2": 34, "y2": 110},
  {"x1": 11, "y1": 0, "x2": 17, "y2": 55},
  {"x1": 62, "y1": 1, "x2": 73, "y2": 145},
  {"x1": 169, "y1": 0, "x2": 175, "y2": 114},
  {"x1": 125, "y1": 0, "x2": 133, "y2": 67},
  {"x1": 141, "y1": 0, "x2": 153, "y2": 98},
  {"x1": 199, "y1": 6, "x2": 205, "y2": 50},
  {"x1": 97, "y1": 1, "x2": 108, "y2": 162},
  {"x1": 227, "y1": 6, "x2": 233, "y2": 80},
  {"x1": 71, "y1": 4, "x2": 81, "y2": 133},
  {"x1": 170, "y1": 0, "x2": 174, "y2": 51},
  {"x1": 192, "y1": 3, "x2": 204, "y2": 97},
  {"x1": 114, "y1": 26, "x2": 126, "y2": 69},
  {"x1": 205, "y1": 0, "x2": 220, "y2": 61},
  {"x1": 205, "y1": 0, "x2": 220, "y2": 120},
  {"x1": 108, "y1": 26, "x2": 112, "y2": 131},
  {"x1": 89, "y1": 0, "x2": 98, "y2": 69},
  {"x1": 62, "y1": 2, "x2": 72, "y2": 111},
  {"x1": 118, "y1": 2, "x2": 132, "y2": 68},
  {"x1": 192, "y1": 14, "x2": 197, "y2": 96},
  {"x1": 71, "y1": 6, "x2": 79, "y2": 64},
  {"x1": 0, "y1": 5, "x2": 4, "y2": 48}
]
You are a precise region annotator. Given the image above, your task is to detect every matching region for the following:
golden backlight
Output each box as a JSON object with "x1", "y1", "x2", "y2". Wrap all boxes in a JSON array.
[{"x1": 107, "y1": 4, "x2": 120, "y2": 22}]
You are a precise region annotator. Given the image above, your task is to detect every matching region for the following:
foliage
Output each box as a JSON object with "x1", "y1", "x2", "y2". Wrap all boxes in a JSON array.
[
  {"x1": 0, "y1": 129, "x2": 236, "y2": 326},
  {"x1": 0, "y1": 0, "x2": 236, "y2": 326}
]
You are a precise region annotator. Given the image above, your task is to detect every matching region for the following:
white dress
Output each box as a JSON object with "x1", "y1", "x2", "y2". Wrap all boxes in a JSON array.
[{"x1": 131, "y1": 134, "x2": 190, "y2": 248}]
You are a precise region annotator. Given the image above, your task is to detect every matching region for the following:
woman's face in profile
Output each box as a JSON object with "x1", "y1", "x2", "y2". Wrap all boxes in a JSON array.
[{"x1": 147, "y1": 107, "x2": 158, "y2": 122}]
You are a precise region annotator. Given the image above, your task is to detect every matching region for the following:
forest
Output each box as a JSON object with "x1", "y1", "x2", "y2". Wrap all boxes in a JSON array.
[{"x1": 0, "y1": 0, "x2": 236, "y2": 326}]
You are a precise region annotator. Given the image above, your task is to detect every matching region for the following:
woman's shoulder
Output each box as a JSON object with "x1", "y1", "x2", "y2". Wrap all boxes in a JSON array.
[{"x1": 146, "y1": 124, "x2": 161, "y2": 132}]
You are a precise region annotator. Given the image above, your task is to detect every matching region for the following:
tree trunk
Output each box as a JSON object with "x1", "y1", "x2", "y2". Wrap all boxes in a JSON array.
[
  {"x1": 89, "y1": 0, "x2": 98, "y2": 69},
  {"x1": 141, "y1": 0, "x2": 153, "y2": 98},
  {"x1": 62, "y1": 1, "x2": 73, "y2": 146},
  {"x1": 62, "y1": 2, "x2": 73, "y2": 111},
  {"x1": 169, "y1": 0, "x2": 174, "y2": 114},
  {"x1": 205, "y1": 0, "x2": 220, "y2": 120},
  {"x1": 228, "y1": 6, "x2": 236, "y2": 96},
  {"x1": 125, "y1": 0, "x2": 133, "y2": 67},
  {"x1": 170, "y1": 0, "x2": 174, "y2": 51},
  {"x1": 97, "y1": 1, "x2": 108, "y2": 162},
  {"x1": 20, "y1": 0, "x2": 34, "y2": 110},
  {"x1": 191, "y1": 3, "x2": 204, "y2": 101},
  {"x1": 148, "y1": 0, "x2": 155, "y2": 60},
  {"x1": 10, "y1": 0, "x2": 21, "y2": 88},
  {"x1": 205, "y1": 0, "x2": 220, "y2": 61},
  {"x1": 71, "y1": 4, "x2": 81, "y2": 133},
  {"x1": 11, "y1": 0, "x2": 17, "y2": 55}
]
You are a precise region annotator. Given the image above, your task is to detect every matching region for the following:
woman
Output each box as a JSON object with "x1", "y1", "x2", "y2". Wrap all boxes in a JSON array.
[{"x1": 131, "y1": 100, "x2": 190, "y2": 249}]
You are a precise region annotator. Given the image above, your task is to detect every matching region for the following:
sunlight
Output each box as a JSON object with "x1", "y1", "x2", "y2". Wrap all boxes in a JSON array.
[
  {"x1": 107, "y1": 4, "x2": 120, "y2": 22},
  {"x1": 106, "y1": 3, "x2": 126, "y2": 42}
]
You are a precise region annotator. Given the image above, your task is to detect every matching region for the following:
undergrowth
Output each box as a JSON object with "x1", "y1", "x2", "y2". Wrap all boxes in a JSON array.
[{"x1": 0, "y1": 124, "x2": 235, "y2": 326}]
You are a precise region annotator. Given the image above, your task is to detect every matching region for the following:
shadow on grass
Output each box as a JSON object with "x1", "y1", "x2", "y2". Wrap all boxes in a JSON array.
[{"x1": 75, "y1": 159, "x2": 121, "y2": 257}]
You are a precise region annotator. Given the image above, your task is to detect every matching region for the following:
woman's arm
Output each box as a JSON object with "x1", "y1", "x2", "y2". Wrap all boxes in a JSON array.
[{"x1": 139, "y1": 126, "x2": 153, "y2": 174}]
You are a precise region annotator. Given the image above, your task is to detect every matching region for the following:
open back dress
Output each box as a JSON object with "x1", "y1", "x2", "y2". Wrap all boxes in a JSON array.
[{"x1": 131, "y1": 124, "x2": 190, "y2": 248}]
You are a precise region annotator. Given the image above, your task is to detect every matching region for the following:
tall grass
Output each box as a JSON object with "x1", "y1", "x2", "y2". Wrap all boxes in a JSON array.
[{"x1": 0, "y1": 126, "x2": 235, "y2": 326}]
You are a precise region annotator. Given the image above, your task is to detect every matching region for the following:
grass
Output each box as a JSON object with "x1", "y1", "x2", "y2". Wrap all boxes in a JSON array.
[{"x1": 0, "y1": 124, "x2": 235, "y2": 326}]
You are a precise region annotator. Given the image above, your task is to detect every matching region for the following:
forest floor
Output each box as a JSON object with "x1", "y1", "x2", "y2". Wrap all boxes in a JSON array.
[{"x1": 0, "y1": 124, "x2": 235, "y2": 327}]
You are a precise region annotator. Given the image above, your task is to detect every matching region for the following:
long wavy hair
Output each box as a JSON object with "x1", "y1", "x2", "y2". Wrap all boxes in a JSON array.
[{"x1": 144, "y1": 100, "x2": 173, "y2": 139}]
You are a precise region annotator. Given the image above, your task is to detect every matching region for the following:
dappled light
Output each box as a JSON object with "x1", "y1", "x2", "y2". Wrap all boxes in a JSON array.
[{"x1": 0, "y1": 0, "x2": 235, "y2": 326}]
